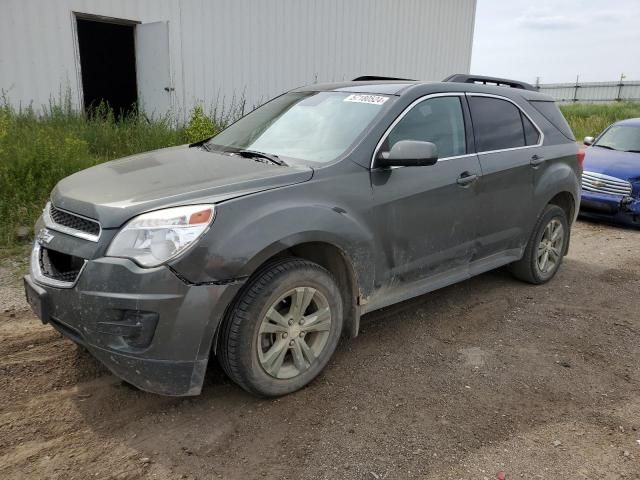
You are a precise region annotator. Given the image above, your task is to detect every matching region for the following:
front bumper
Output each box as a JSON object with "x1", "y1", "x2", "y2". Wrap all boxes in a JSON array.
[
  {"x1": 579, "y1": 190, "x2": 640, "y2": 227},
  {"x1": 24, "y1": 257, "x2": 243, "y2": 396}
]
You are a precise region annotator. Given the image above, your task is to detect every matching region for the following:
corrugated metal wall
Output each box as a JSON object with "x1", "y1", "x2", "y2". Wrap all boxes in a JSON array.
[
  {"x1": 0, "y1": 0, "x2": 476, "y2": 118},
  {"x1": 538, "y1": 80, "x2": 640, "y2": 103},
  {"x1": 0, "y1": 0, "x2": 180, "y2": 112}
]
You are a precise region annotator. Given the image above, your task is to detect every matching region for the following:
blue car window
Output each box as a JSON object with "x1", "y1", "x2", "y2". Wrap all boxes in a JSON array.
[{"x1": 596, "y1": 125, "x2": 640, "y2": 152}]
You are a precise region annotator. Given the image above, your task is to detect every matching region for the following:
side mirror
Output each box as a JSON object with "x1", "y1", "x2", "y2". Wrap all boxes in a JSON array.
[
  {"x1": 377, "y1": 140, "x2": 438, "y2": 168},
  {"x1": 584, "y1": 136, "x2": 594, "y2": 146}
]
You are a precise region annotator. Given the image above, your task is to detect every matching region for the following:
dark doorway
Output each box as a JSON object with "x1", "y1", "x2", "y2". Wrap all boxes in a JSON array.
[{"x1": 76, "y1": 17, "x2": 138, "y2": 117}]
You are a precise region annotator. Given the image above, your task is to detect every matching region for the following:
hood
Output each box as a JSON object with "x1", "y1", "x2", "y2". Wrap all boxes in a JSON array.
[
  {"x1": 51, "y1": 145, "x2": 313, "y2": 228},
  {"x1": 583, "y1": 146, "x2": 640, "y2": 181}
]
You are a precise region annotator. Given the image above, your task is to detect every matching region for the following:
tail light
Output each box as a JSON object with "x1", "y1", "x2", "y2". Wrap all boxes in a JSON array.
[{"x1": 577, "y1": 148, "x2": 585, "y2": 171}]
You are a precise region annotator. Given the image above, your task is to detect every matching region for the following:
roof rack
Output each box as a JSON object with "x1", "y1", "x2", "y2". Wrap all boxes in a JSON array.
[
  {"x1": 442, "y1": 74, "x2": 536, "y2": 91},
  {"x1": 352, "y1": 75, "x2": 415, "y2": 81}
]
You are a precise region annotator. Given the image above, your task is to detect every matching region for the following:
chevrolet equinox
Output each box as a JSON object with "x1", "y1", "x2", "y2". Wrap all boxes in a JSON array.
[{"x1": 24, "y1": 75, "x2": 582, "y2": 397}]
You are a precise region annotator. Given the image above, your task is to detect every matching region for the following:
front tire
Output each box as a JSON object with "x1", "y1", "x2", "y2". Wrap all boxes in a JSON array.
[
  {"x1": 510, "y1": 204, "x2": 569, "y2": 284},
  {"x1": 218, "y1": 258, "x2": 343, "y2": 397}
]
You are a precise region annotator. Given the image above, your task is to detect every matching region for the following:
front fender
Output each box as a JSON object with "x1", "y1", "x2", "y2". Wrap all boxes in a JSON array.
[{"x1": 169, "y1": 196, "x2": 377, "y2": 297}]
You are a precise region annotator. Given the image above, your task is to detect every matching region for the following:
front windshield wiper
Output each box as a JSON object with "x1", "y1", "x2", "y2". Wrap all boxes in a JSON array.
[
  {"x1": 199, "y1": 142, "x2": 213, "y2": 152},
  {"x1": 232, "y1": 149, "x2": 286, "y2": 166},
  {"x1": 623, "y1": 149, "x2": 640, "y2": 153},
  {"x1": 594, "y1": 144, "x2": 616, "y2": 150}
]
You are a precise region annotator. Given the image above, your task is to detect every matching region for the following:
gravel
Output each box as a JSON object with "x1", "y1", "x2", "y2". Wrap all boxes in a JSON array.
[
  {"x1": 1, "y1": 220, "x2": 639, "y2": 479},
  {"x1": 0, "y1": 263, "x2": 28, "y2": 312}
]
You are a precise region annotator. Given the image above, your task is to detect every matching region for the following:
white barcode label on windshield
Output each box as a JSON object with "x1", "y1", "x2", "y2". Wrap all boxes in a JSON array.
[{"x1": 343, "y1": 94, "x2": 389, "y2": 105}]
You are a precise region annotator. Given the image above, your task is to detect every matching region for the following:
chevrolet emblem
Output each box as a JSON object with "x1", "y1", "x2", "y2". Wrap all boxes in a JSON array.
[{"x1": 37, "y1": 228, "x2": 54, "y2": 245}]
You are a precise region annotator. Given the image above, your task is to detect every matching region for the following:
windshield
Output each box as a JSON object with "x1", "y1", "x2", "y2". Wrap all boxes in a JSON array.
[
  {"x1": 594, "y1": 125, "x2": 640, "y2": 152},
  {"x1": 205, "y1": 91, "x2": 393, "y2": 163}
]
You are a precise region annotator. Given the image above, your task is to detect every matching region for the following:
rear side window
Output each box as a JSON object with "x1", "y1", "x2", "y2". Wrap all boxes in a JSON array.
[
  {"x1": 469, "y1": 96, "x2": 526, "y2": 151},
  {"x1": 384, "y1": 96, "x2": 466, "y2": 158},
  {"x1": 529, "y1": 100, "x2": 575, "y2": 140}
]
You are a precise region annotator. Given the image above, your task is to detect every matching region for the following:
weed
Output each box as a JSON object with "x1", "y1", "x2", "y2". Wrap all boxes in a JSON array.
[
  {"x1": 0, "y1": 99, "x2": 228, "y2": 247},
  {"x1": 184, "y1": 105, "x2": 217, "y2": 143},
  {"x1": 2, "y1": 97, "x2": 639, "y2": 248},
  {"x1": 559, "y1": 102, "x2": 640, "y2": 141}
]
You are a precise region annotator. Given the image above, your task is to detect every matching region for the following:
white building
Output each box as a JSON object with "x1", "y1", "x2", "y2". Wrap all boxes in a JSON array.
[{"x1": 0, "y1": 0, "x2": 477, "y2": 119}]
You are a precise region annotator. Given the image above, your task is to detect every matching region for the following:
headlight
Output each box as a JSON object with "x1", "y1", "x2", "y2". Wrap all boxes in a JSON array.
[{"x1": 106, "y1": 205, "x2": 215, "y2": 267}]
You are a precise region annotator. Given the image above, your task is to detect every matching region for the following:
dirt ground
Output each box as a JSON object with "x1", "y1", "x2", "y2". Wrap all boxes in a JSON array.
[{"x1": 1, "y1": 219, "x2": 639, "y2": 480}]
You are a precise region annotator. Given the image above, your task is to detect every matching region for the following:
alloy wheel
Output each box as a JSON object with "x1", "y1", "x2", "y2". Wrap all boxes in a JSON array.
[
  {"x1": 257, "y1": 287, "x2": 332, "y2": 379},
  {"x1": 537, "y1": 218, "x2": 564, "y2": 274}
]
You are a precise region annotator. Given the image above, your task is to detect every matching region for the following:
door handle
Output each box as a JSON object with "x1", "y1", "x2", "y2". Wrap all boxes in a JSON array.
[
  {"x1": 530, "y1": 154, "x2": 545, "y2": 167},
  {"x1": 456, "y1": 172, "x2": 478, "y2": 186}
]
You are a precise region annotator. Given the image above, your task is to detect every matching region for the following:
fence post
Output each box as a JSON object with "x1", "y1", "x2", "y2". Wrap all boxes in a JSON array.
[
  {"x1": 537, "y1": 77, "x2": 639, "y2": 103},
  {"x1": 616, "y1": 73, "x2": 625, "y2": 102}
]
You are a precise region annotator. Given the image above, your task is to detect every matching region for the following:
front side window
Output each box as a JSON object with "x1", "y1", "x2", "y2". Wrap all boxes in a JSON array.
[
  {"x1": 469, "y1": 96, "x2": 527, "y2": 152},
  {"x1": 379, "y1": 96, "x2": 467, "y2": 159},
  {"x1": 205, "y1": 91, "x2": 392, "y2": 163}
]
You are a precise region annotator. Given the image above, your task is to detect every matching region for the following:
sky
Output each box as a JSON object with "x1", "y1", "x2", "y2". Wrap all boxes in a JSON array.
[{"x1": 470, "y1": 0, "x2": 640, "y2": 84}]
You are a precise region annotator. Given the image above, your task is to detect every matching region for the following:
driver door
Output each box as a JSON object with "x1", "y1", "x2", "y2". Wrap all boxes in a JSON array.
[{"x1": 368, "y1": 94, "x2": 482, "y2": 303}]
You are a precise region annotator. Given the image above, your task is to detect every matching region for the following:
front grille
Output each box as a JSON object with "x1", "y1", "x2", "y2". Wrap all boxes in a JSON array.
[
  {"x1": 49, "y1": 204, "x2": 101, "y2": 237},
  {"x1": 39, "y1": 247, "x2": 85, "y2": 283},
  {"x1": 582, "y1": 171, "x2": 632, "y2": 197}
]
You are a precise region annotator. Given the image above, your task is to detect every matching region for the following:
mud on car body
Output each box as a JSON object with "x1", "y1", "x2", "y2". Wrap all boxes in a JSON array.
[{"x1": 25, "y1": 75, "x2": 581, "y2": 397}]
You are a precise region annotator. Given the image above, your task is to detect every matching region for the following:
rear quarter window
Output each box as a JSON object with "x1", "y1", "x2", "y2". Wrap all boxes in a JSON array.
[
  {"x1": 529, "y1": 100, "x2": 575, "y2": 141},
  {"x1": 522, "y1": 114, "x2": 540, "y2": 146}
]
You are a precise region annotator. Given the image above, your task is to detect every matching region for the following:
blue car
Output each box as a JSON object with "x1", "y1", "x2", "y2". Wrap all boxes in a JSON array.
[{"x1": 580, "y1": 118, "x2": 640, "y2": 226}]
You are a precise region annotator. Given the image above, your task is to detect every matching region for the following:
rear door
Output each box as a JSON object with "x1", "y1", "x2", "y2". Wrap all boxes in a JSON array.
[
  {"x1": 369, "y1": 94, "x2": 483, "y2": 294},
  {"x1": 467, "y1": 94, "x2": 542, "y2": 259}
]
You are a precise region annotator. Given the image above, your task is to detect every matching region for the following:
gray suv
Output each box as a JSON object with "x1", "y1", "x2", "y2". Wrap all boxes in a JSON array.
[{"x1": 24, "y1": 75, "x2": 581, "y2": 397}]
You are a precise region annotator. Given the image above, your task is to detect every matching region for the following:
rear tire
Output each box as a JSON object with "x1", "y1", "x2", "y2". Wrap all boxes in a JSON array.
[
  {"x1": 218, "y1": 257, "x2": 343, "y2": 397},
  {"x1": 510, "y1": 205, "x2": 569, "y2": 284}
]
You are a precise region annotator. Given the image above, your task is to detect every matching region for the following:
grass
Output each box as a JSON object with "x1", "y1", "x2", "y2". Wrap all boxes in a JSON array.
[
  {"x1": 0, "y1": 98, "x2": 226, "y2": 250},
  {"x1": 559, "y1": 101, "x2": 640, "y2": 141},
  {"x1": 1, "y1": 98, "x2": 639, "y2": 250}
]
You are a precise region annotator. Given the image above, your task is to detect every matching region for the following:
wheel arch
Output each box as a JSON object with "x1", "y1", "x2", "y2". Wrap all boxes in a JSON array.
[
  {"x1": 540, "y1": 190, "x2": 577, "y2": 255},
  {"x1": 548, "y1": 190, "x2": 576, "y2": 220},
  {"x1": 287, "y1": 242, "x2": 360, "y2": 338},
  {"x1": 212, "y1": 237, "x2": 364, "y2": 356}
]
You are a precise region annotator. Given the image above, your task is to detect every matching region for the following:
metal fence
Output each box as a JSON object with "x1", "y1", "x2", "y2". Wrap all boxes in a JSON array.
[{"x1": 536, "y1": 80, "x2": 640, "y2": 103}]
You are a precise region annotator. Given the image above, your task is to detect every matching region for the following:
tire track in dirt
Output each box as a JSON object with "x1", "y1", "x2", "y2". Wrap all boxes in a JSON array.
[{"x1": 0, "y1": 221, "x2": 639, "y2": 480}]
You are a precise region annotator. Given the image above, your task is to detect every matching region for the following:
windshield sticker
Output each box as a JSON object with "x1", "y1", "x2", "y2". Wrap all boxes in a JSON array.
[{"x1": 343, "y1": 94, "x2": 389, "y2": 105}]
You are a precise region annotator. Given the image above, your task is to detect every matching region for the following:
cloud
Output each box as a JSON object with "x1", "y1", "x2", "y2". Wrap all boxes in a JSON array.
[
  {"x1": 517, "y1": 14, "x2": 581, "y2": 30},
  {"x1": 472, "y1": 0, "x2": 640, "y2": 83}
]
